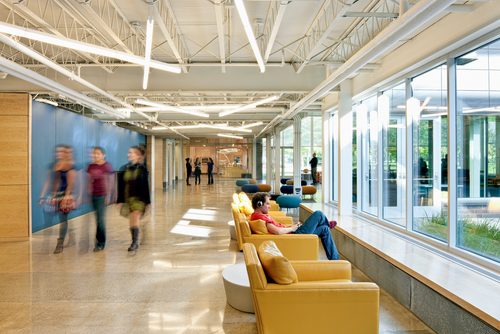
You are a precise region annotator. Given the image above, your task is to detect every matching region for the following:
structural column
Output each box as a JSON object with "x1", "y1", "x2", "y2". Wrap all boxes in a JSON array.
[
  {"x1": 293, "y1": 115, "x2": 302, "y2": 196},
  {"x1": 266, "y1": 134, "x2": 272, "y2": 186},
  {"x1": 338, "y1": 79, "x2": 353, "y2": 216},
  {"x1": 274, "y1": 129, "x2": 281, "y2": 194}
]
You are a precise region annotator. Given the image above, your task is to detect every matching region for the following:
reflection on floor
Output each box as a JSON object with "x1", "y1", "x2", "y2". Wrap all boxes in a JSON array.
[{"x1": 0, "y1": 177, "x2": 434, "y2": 333}]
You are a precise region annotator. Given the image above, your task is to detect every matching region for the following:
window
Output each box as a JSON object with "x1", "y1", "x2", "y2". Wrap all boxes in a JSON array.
[
  {"x1": 262, "y1": 137, "x2": 267, "y2": 180},
  {"x1": 359, "y1": 96, "x2": 378, "y2": 216},
  {"x1": 411, "y1": 65, "x2": 449, "y2": 241},
  {"x1": 281, "y1": 125, "x2": 294, "y2": 177},
  {"x1": 381, "y1": 83, "x2": 407, "y2": 226},
  {"x1": 353, "y1": 106, "x2": 358, "y2": 208},
  {"x1": 301, "y1": 116, "x2": 323, "y2": 182},
  {"x1": 456, "y1": 40, "x2": 500, "y2": 261}
]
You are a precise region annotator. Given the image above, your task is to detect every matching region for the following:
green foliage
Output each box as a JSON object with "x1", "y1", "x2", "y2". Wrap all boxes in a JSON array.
[{"x1": 417, "y1": 213, "x2": 500, "y2": 260}]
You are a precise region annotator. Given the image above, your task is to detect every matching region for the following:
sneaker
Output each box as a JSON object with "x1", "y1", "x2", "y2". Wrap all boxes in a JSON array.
[{"x1": 329, "y1": 220, "x2": 337, "y2": 229}]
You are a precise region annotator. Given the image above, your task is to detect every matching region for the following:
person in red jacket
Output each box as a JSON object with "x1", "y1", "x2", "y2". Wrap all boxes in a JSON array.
[{"x1": 250, "y1": 192, "x2": 339, "y2": 260}]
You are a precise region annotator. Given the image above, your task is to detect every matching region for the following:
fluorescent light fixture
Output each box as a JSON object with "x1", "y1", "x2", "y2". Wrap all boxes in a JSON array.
[
  {"x1": 152, "y1": 126, "x2": 168, "y2": 130},
  {"x1": 219, "y1": 95, "x2": 279, "y2": 117},
  {"x1": 218, "y1": 133, "x2": 244, "y2": 139},
  {"x1": 35, "y1": 98, "x2": 58, "y2": 107},
  {"x1": 136, "y1": 99, "x2": 209, "y2": 118},
  {"x1": 184, "y1": 105, "x2": 243, "y2": 111},
  {"x1": 0, "y1": 22, "x2": 181, "y2": 74},
  {"x1": 234, "y1": 0, "x2": 265, "y2": 73},
  {"x1": 240, "y1": 121, "x2": 263, "y2": 128},
  {"x1": 143, "y1": 15, "x2": 154, "y2": 90},
  {"x1": 169, "y1": 124, "x2": 252, "y2": 133}
]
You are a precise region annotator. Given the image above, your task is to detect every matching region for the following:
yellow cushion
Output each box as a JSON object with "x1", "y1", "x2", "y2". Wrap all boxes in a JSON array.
[
  {"x1": 238, "y1": 192, "x2": 251, "y2": 204},
  {"x1": 257, "y1": 241, "x2": 298, "y2": 285},
  {"x1": 239, "y1": 202, "x2": 254, "y2": 216},
  {"x1": 249, "y1": 219, "x2": 269, "y2": 235},
  {"x1": 232, "y1": 193, "x2": 240, "y2": 204}
]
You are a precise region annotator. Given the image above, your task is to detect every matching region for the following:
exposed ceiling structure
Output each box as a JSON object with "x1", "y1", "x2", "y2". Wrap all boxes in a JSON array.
[{"x1": 0, "y1": 0, "x2": 481, "y2": 139}]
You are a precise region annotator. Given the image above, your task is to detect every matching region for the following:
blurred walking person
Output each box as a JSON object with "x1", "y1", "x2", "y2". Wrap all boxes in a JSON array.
[
  {"x1": 185, "y1": 158, "x2": 192, "y2": 186},
  {"x1": 87, "y1": 147, "x2": 114, "y2": 252},
  {"x1": 207, "y1": 157, "x2": 214, "y2": 184},
  {"x1": 39, "y1": 145, "x2": 77, "y2": 254},
  {"x1": 194, "y1": 157, "x2": 202, "y2": 185},
  {"x1": 117, "y1": 146, "x2": 150, "y2": 252}
]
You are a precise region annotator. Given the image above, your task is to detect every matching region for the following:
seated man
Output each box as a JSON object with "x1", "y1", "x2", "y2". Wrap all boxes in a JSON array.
[{"x1": 250, "y1": 192, "x2": 339, "y2": 260}]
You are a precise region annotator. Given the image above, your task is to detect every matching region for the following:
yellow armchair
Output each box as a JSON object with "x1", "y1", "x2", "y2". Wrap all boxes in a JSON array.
[
  {"x1": 234, "y1": 216, "x2": 318, "y2": 260},
  {"x1": 243, "y1": 243, "x2": 380, "y2": 334}
]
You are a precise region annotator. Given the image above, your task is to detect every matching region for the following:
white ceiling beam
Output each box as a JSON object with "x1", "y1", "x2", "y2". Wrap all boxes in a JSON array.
[
  {"x1": 214, "y1": 2, "x2": 226, "y2": 73},
  {"x1": 342, "y1": 11, "x2": 399, "y2": 18},
  {"x1": 260, "y1": 0, "x2": 456, "y2": 136},
  {"x1": 153, "y1": 0, "x2": 189, "y2": 73},
  {"x1": 290, "y1": 0, "x2": 351, "y2": 73},
  {"x1": 58, "y1": 0, "x2": 145, "y2": 56},
  {"x1": 263, "y1": 1, "x2": 290, "y2": 63},
  {"x1": 0, "y1": 0, "x2": 114, "y2": 73}
]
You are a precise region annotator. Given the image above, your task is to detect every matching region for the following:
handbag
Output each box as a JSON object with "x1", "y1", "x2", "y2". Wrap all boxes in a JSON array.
[{"x1": 120, "y1": 203, "x2": 130, "y2": 218}]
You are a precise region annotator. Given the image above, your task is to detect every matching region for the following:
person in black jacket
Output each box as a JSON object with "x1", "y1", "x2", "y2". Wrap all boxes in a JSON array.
[
  {"x1": 309, "y1": 152, "x2": 318, "y2": 184},
  {"x1": 117, "y1": 145, "x2": 150, "y2": 252},
  {"x1": 207, "y1": 157, "x2": 214, "y2": 185},
  {"x1": 193, "y1": 157, "x2": 202, "y2": 185},
  {"x1": 185, "y1": 158, "x2": 192, "y2": 186}
]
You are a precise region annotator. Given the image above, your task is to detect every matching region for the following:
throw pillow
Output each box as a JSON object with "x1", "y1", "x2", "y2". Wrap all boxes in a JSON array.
[
  {"x1": 249, "y1": 219, "x2": 268, "y2": 234},
  {"x1": 257, "y1": 241, "x2": 297, "y2": 284}
]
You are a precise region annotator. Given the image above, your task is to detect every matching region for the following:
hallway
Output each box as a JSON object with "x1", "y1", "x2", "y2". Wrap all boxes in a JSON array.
[{"x1": 0, "y1": 178, "x2": 433, "y2": 333}]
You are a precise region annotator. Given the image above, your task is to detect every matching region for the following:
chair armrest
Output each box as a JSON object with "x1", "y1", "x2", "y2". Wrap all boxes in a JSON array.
[
  {"x1": 290, "y1": 260, "x2": 351, "y2": 281},
  {"x1": 255, "y1": 283, "x2": 379, "y2": 334},
  {"x1": 244, "y1": 234, "x2": 319, "y2": 260}
]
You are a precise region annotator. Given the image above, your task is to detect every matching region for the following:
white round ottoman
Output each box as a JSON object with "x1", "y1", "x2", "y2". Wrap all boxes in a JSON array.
[
  {"x1": 222, "y1": 263, "x2": 254, "y2": 313},
  {"x1": 228, "y1": 221, "x2": 237, "y2": 240}
]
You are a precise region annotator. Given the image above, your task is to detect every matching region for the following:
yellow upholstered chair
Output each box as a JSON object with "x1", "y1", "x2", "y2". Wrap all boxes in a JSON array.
[
  {"x1": 243, "y1": 243, "x2": 380, "y2": 334},
  {"x1": 233, "y1": 213, "x2": 318, "y2": 260}
]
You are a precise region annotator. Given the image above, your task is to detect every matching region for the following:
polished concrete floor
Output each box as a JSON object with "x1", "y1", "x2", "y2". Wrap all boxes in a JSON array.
[{"x1": 0, "y1": 178, "x2": 434, "y2": 333}]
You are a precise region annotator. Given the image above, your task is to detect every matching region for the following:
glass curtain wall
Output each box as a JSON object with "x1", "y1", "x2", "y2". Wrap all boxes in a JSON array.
[
  {"x1": 281, "y1": 125, "x2": 294, "y2": 177},
  {"x1": 456, "y1": 40, "x2": 500, "y2": 261},
  {"x1": 301, "y1": 116, "x2": 323, "y2": 183},
  {"x1": 331, "y1": 112, "x2": 339, "y2": 201},
  {"x1": 262, "y1": 137, "x2": 267, "y2": 180},
  {"x1": 353, "y1": 106, "x2": 358, "y2": 207},
  {"x1": 381, "y1": 83, "x2": 407, "y2": 226},
  {"x1": 411, "y1": 65, "x2": 448, "y2": 241},
  {"x1": 359, "y1": 96, "x2": 379, "y2": 216}
]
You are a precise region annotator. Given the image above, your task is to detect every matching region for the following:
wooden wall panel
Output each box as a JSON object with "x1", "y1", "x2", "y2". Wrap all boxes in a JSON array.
[
  {"x1": 0, "y1": 93, "x2": 29, "y2": 116},
  {"x1": 0, "y1": 116, "x2": 28, "y2": 184},
  {"x1": 0, "y1": 93, "x2": 29, "y2": 239},
  {"x1": 0, "y1": 185, "x2": 29, "y2": 237}
]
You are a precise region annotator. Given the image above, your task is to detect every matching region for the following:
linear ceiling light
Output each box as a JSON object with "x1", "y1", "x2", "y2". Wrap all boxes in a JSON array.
[
  {"x1": 35, "y1": 98, "x2": 58, "y2": 107},
  {"x1": 169, "y1": 124, "x2": 252, "y2": 133},
  {"x1": 218, "y1": 133, "x2": 244, "y2": 139},
  {"x1": 184, "y1": 104, "x2": 244, "y2": 111},
  {"x1": 135, "y1": 99, "x2": 209, "y2": 118},
  {"x1": 143, "y1": 13, "x2": 155, "y2": 90},
  {"x1": 234, "y1": 0, "x2": 265, "y2": 73},
  {"x1": 240, "y1": 121, "x2": 263, "y2": 128},
  {"x1": 0, "y1": 22, "x2": 181, "y2": 74},
  {"x1": 219, "y1": 95, "x2": 279, "y2": 117}
]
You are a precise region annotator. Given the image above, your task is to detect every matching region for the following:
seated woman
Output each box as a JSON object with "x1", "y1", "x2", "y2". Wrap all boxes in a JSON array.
[{"x1": 250, "y1": 192, "x2": 339, "y2": 260}]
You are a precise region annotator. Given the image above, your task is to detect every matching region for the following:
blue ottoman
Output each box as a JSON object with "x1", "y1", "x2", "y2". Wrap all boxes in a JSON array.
[
  {"x1": 236, "y1": 179, "x2": 250, "y2": 186},
  {"x1": 242, "y1": 184, "x2": 259, "y2": 194},
  {"x1": 280, "y1": 178, "x2": 290, "y2": 185},
  {"x1": 276, "y1": 195, "x2": 302, "y2": 211},
  {"x1": 280, "y1": 185, "x2": 294, "y2": 194}
]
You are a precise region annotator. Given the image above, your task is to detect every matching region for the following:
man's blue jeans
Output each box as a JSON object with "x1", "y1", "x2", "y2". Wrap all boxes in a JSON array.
[
  {"x1": 294, "y1": 210, "x2": 339, "y2": 260},
  {"x1": 92, "y1": 196, "x2": 106, "y2": 248}
]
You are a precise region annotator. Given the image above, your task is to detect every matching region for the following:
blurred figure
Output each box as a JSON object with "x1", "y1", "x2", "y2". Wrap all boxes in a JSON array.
[
  {"x1": 194, "y1": 157, "x2": 202, "y2": 185},
  {"x1": 87, "y1": 147, "x2": 114, "y2": 252},
  {"x1": 117, "y1": 146, "x2": 150, "y2": 252},
  {"x1": 309, "y1": 152, "x2": 318, "y2": 184},
  {"x1": 39, "y1": 145, "x2": 77, "y2": 254},
  {"x1": 207, "y1": 157, "x2": 214, "y2": 185},
  {"x1": 185, "y1": 158, "x2": 192, "y2": 186}
]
